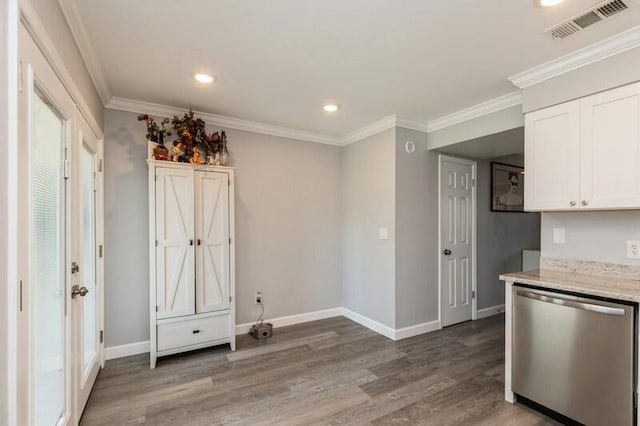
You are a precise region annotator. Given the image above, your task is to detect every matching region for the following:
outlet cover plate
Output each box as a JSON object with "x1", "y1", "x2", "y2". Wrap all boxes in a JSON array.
[
  {"x1": 627, "y1": 241, "x2": 640, "y2": 259},
  {"x1": 552, "y1": 228, "x2": 566, "y2": 244}
]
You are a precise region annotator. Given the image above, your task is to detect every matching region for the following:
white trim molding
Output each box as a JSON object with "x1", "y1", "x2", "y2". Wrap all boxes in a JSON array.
[
  {"x1": 341, "y1": 114, "x2": 429, "y2": 146},
  {"x1": 107, "y1": 97, "x2": 342, "y2": 146},
  {"x1": 105, "y1": 341, "x2": 150, "y2": 360},
  {"x1": 57, "y1": 0, "x2": 112, "y2": 104},
  {"x1": 341, "y1": 308, "x2": 396, "y2": 340},
  {"x1": 427, "y1": 91, "x2": 523, "y2": 133},
  {"x1": 394, "y1": 320, "x2": 441, "y2": 340},
  {"x1": 509, "y1": 25, "x2": 640, "y2": 89},
  {"x1": 235, "y1": 307, "x2": 343, "y2": 335},
  {"x1": 476, "y1": 304, "x2": 506, "y2": 319},
  {"x1": 19, "y1": 0, "x2": 103, "y2": 139}
]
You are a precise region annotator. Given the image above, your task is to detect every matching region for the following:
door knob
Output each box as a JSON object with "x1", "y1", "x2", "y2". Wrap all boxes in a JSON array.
[
  {"x1": 71, "y1": 285, "x2": 89, "y2": 298},
  {"x1": 443, "y1": 249, "x2": 452, "y2": 256}
]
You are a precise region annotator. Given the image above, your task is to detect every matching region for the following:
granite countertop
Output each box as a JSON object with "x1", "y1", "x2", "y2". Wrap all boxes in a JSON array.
[{"x1": 500, "y1": 258, "x2": 640, "y2": 303}]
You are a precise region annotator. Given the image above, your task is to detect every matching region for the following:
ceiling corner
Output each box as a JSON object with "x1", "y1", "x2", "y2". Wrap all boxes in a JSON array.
[{"x1": 58, "y1": 0, "x2": 112, "y2": 105}]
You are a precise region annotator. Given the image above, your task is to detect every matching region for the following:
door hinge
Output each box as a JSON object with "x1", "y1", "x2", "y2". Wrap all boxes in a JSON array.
[
  {"x1": 471, "y1": 179, "x2": 476, "y2": 187},
  {"x1": 229, "y1": 296, "x2": 232, "y2": 302},
  {"x1": 228, "y1": 180, "x2": 230, "y2": 186},
  {"x1": 19, "y1": 280, "x2": 23, "y2": 312},
  {"x1": 472, "y1": 290, "x2": 476, "y2": 299},
  {"x1": 18, "y1": 60, "x2": 23, "y2": 94},
  {"x1": 229, "y1": 238, "x2": 231, "y2": 244},
  {"x1": 155, "y1": 305, "x2": 158, "y2": 312},
  {"x1": 98, "y1": 159, "x2": 103, "y2": 172},
  {"x1": 64, "y1": 148, "x2": 70, "y2": 179},
  {"x1": 99, "y1": 245, "x2": 103, "y2": 258},
  {"x1": 99, "y1": 330, "x2": 104, "y2": 344},
  {"x1": 155, "y1": 240, "x2": 158, "y2": 247}
]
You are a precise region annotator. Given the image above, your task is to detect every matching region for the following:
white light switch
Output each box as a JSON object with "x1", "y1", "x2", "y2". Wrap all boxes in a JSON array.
[
  {"x1": 378, "y1": 227, "x2": 389, "y2": 240},
  {"x1": 552, "y1": 228, "x2": 566, "y2": 244}
]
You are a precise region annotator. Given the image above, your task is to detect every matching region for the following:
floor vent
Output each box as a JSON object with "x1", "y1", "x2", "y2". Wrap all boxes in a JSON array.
[{"x1": 546, "y1": 0, "x2": 633, "y2": 40}]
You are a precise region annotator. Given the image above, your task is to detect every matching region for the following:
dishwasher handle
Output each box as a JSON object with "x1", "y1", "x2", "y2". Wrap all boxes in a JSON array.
[{"x1": 516, "y1": 290, "x2": 626, "y2": 316}]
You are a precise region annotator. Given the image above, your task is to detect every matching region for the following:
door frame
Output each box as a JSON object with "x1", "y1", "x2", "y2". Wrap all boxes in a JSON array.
[{"x1": 437, "y1": 154, "x2": 478, "y2": 328}]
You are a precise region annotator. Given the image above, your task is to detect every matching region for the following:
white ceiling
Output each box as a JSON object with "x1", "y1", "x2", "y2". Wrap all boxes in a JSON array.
[
  {"x1": 75, "y1": 0, "x2": 640, "y2": 137},
  {"x1": 436, "y1": 127, "x2": 524, "y2": 160}
]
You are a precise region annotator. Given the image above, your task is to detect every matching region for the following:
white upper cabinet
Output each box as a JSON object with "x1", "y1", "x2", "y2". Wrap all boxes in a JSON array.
[
  {"x1": 580, "y1": 83, "x2": 640, "y2": 209},
  {"x1": 195, "y1": 171, "x2": 230, "y2": 314},
  {"x1": 525, "y1": 81, "x2": 640, "y2": 211},
  {"x1": 525, "y1": 100, "x2": 580, "y2": 211}
]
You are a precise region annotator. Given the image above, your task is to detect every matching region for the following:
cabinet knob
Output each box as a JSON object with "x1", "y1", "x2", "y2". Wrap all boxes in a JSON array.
[
  {"x1": 581, "y1": 200, "x2": 589, "y2": 206},
  {"x1": 569, "y1": 201, "x2": 576, "y2": 206}
]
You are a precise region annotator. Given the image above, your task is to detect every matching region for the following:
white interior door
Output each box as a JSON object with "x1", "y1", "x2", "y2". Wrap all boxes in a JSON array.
[
  {"x1": 195, "y1": 171, "x2": 230, "y2": 314},
  {"x1": 73, "y1": 115, "x2": 103, "y2": 418},
  {"x1": 439, "y1": 156, "x2": 476, "y2": 328},
  {"x1": 18, "y1": 24, "x2": 75, "y2": 426},
  {"x1": 155, "y1": 167, "x2": 195, "y2": 319}
]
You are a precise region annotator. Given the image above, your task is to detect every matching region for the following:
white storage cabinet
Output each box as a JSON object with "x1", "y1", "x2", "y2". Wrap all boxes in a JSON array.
[
  {"x1": 148, "y1": 160, "x2": 235, "y2": 368},
  {"x1": 525, "y1": 81, "x2": 640, "y2": 211}
]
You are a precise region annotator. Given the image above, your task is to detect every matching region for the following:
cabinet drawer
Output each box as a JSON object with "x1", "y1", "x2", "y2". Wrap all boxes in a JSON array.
[{"x1": 157, "y1": 315, "x2": 230, "y2": 352}]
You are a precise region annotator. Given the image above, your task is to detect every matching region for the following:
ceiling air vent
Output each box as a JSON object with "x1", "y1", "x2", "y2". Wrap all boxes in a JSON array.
[{"x1": 545, "y1": 0, "x2": 633, "y2": 40}]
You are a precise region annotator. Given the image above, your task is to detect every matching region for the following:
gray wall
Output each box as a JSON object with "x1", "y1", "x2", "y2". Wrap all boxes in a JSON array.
[
  {"x1": 342, "y1": 129, "x2": 396, "y2": 328},
  {"x1": 427, "y1": 105, "x2": 524, "y2": 151},
  {"x1": 28, "y1": 0, "x2": 104, "y2": 128},
  {"x1": 104, "y1": 109, "x2": 343, "y2": 347},
  {"x1": 522, "y1": 46, "x2": 640, "y2": 113},
  {"x1": 541, "y1": 211, "x2": 640, "y2": 265},
  {"x1": 476, "y1": 154, "x2": 540, "y2": 309},
  {"x1": 395, "y1": 128, "x2": 439, "y2": 328}
]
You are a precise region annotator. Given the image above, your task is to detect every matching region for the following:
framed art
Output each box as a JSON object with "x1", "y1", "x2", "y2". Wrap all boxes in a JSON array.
[{"x1": 491, "y1": 162, "x2": 525, "y2": 212}]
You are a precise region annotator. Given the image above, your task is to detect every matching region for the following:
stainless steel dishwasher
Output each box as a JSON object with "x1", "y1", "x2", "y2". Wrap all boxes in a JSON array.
[{"x1": 513, "y1": 284, "x2": 636, "y2": 426}]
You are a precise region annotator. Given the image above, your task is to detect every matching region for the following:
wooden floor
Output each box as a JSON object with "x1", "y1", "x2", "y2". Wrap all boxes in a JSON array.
[{"x1": 81, "y1": 315, "x2": 558, "y2": 425}]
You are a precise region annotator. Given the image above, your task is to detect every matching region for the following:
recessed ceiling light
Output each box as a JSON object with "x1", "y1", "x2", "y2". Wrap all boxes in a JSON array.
[
  {"x1": 323, "y1": 104, "x2": 340, "y2": 112},
  {"x1": 194, "y1": 73, "x2": 215, "y2": 84},
  {"x1": 540, "y1": 0, "x2": 565, "y2": 6}
]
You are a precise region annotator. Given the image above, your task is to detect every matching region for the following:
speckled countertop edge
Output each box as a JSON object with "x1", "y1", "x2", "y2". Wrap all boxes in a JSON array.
[{"x1": 500, "y1": 257, "x2": 640, "y2": 303}]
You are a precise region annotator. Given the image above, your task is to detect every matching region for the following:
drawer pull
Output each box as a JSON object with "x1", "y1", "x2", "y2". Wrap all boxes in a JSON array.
[{"x1": 192, "y1": 329, "x2": 200, "y2": 334}]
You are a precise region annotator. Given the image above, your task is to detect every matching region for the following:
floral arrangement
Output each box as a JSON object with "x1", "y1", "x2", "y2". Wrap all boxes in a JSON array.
[
  {"x1": 139, "y1": 109, "x2": 229, "y2": 165},
  {"x1": 137, "y1": 114, "x2": 171, "y2": 143}
]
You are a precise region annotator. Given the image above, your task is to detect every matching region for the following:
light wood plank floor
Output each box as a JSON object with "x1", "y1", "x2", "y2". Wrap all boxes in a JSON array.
[{"x1": 81, "y1": 315, "x2": 558, "y2": 425}]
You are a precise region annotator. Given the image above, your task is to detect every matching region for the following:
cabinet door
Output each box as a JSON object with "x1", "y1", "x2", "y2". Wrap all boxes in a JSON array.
[
  {"x1": 156, "y1": 167, "x2": 195, "y2": 319},
  {"x1": 195, "y1": 171, "x2": 230, "y2": 313},
  {"x1": 580, "y1": 83, "x2": 640, "y2": 209},
  {"x1": 524, "y1": 101, "x2": 581, "y2": 211}
]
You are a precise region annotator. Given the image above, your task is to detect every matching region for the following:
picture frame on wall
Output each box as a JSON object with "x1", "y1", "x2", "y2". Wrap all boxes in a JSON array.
[{"x1": 491, "y1": 162, "x2": 525, "y2": 212}]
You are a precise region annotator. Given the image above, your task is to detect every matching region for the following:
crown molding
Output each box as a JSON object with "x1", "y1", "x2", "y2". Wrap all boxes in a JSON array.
[
  {"x1": 509, "y1": 25, "x2": 640, "y2": 89},
  {"x1": 58, "y1": 0, "x2": 112, "y2": 104},
  {"x1": 20, "y1": 0, "x2": 103, "y2": 139},
  {"x1": 107, "y1": 97, "x2": 342, "y2": 146},
  {"x1": 340, "y1": 114, "x2": 429, "y2": 145},
  {"x1": 426, "y1": 91, "x2": 522, "y2": 133}
]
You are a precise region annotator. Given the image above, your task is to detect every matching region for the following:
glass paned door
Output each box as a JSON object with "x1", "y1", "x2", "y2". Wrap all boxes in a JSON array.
[
  {"x1": 81, "y1": 144, "x2": 97, "y2": 373},
  {"x1": 32, "y1": 88, "x2": 66, "y2": 426}
]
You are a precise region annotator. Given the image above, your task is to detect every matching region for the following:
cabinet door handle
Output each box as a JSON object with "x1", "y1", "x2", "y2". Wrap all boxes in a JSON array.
[
  {"x1": 197, "y1": 239, "x2": 201, "y2": 246},
  {"x1": 569, "y1": 201, "x2": 576, "y2": 206},
  {"x1": 192, "y1": 329, "x2": 200, "y2": 334},
  {"x1": 581, "y1": 200, "x2": 589, "y2": 206},
  {"x1": 189, "y1": 239, "x2": 193, "y2": 246}
]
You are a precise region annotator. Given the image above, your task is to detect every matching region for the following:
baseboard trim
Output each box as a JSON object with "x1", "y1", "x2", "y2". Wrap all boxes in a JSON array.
[
  {"x1": 394, "y1": 319, "x2": 441, "y2": 340},
  {"x1": 476, "y1": 304, "x2": 505, "y2": 319},
  {"x1": 235, "y1": 307, "x2": 343, "y2": 335},
  {"x1": 341, "y1": 308, "x2": 396, "y2": 340},
  {"x1": 105, "y1": 341, "x2": 150, "y2": 360}
]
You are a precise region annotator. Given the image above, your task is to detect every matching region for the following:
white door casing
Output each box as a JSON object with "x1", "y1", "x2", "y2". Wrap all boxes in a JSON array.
[
  {"x1": 195, "y1": 171, "x2": 230, "y2": 314},
  {"x1": 580, "y1": 82, "x2": 640, "y2": 209},
  {"x1": 439, "y1": 155, "x2": 476, "y2": 328},
  {"x1": 155, "y1": 167, "x2": 195, "y2": 319}
]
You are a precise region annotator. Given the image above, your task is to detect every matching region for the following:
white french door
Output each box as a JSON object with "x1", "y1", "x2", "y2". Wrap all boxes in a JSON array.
[
  {"x1": 73, "y1": 115, "x2": 103, "y2": 417},
  {"x1": 18, "y1": 23, "x2": 104, "y2": 425}
]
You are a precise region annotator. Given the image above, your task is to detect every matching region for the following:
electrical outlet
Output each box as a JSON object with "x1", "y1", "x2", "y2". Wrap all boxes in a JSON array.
[
  {"x1": 255, "y1": 291, "x2": 262, "y2": 304},
  {"x1": 627, "y1": 241, "x2": 640, "y2": 259}
]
